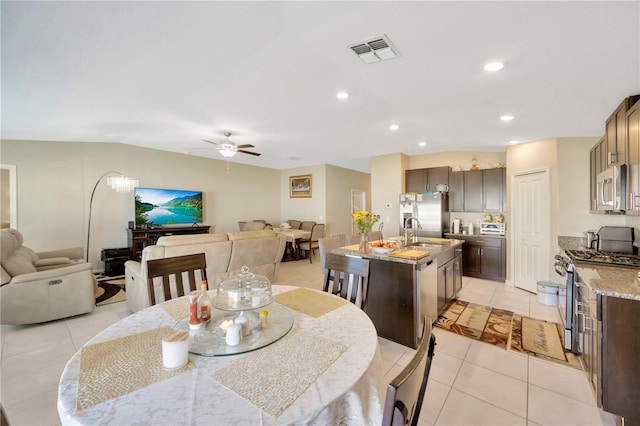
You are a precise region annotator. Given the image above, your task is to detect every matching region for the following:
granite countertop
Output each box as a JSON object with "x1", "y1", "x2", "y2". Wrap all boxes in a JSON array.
[
  {"x1": 573, "y1": 264, "x2": 640, "y2": 301},
  {"x1": 444, "y1": 232, "x2": 506, "y2": 239},
  {"x1": 330, "y1": 237, "x2": 464, "y2": 266},
  {"x1": 558, "y1": 238, "x2": 640, "y2": 301}
]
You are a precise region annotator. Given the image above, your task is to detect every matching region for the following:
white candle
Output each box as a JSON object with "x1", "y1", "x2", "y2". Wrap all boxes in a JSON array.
[
  {"x1": 226, "y1": 323, "x2": 242, "y2": 346},
  {"x1": 162, "y1": 331, "x2": 189, "y2": 370}
]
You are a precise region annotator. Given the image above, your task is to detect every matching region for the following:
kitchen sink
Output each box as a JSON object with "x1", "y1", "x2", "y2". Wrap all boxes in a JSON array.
[{"x1": 405, "y1": 242, "x2": 443, "y2": 249}]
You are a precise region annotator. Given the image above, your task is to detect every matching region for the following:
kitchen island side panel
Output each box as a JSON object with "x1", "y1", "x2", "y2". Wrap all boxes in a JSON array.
[{"x1": 365, "y1": 260, "x2": 417, "y2": 348}]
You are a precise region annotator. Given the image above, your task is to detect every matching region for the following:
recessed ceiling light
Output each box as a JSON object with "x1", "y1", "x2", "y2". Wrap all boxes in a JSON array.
[
  {"x1": 500, "y1": 115, "x2": 514, "y2": 121},
  {"x1": 508, "y1": 140, "x2": 520, "y2": 145},
  {"x1": 484, "y1": 62, "x2": 504, "y2": 71},
  {"x1": 336, "y1": 91, "x2": 349, "y2": 100},
  {"x1": 389, "y1": 124, "x2": 399, "y2": 131},
  {"x1": 418, "y1": 141, "x2": 427, "y2": 147}
]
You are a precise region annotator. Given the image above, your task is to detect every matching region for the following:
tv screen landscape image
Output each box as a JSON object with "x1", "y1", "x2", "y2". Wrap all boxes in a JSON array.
[{"x1": 134, "y1": 187, "x2": 203, "y2": 226}]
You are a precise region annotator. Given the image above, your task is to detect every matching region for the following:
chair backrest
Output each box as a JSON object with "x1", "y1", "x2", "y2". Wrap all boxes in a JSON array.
[
  {"x1": 243, "y1": 221, "x2": 267, "y2": 231},
  {"x1": 309, "y1": 223, "x2": 325, "y2": 241},
  {"x1": 146, "y1": 253, "x2": 208, "y2": 305},
  {"x1": 300, "y1": 221, "x2": 316, "y2": 231},
  {"x1": 382, "y1": 317, "x2": 436, "y2": 426},
  {"x1": 368, "y1": 230, "x2": 382, "y2": 242},
  {"x1": 349, "y1": 234, "x2": 361, "y2": 245},
  {"x1": 238, "y1": 221, "x2": 246, "y2": 231},
  {"x1": 287, "y1": 220, "x2": 301, "y2": 229},
  {"x1": 323, "y1": 253, "x2": 370, "y2": 308},
  {"x1": 318, "y1": 236, "x2": 341, "y2": 272},
  {"x1": 329, "y1": 233, "x2": 348, "y2": 247}
]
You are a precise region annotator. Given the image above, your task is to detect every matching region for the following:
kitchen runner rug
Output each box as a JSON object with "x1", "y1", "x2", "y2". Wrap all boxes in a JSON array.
[
  {"x1": 435, "y1": 299, "x2": 581, "y2": 369},
  {"x1": 95, "y1": 278, "x2": 126, "y2": 306}
]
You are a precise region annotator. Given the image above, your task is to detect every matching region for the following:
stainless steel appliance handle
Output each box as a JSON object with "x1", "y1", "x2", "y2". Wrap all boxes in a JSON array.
[
  {"x1": 600, "y1": 178, "x2": 613, "y2": 206},
  {"x1": 554, "y1": 264, "x2": 567, "y2": 277}
]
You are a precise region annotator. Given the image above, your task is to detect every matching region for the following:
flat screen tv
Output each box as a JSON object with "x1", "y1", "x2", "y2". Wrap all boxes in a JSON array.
[{"x1": 134, "y1": 187, "x2": 203, "y2": 226}]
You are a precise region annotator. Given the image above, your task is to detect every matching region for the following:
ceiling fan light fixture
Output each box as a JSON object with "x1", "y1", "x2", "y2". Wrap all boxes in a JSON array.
[{"x1": 219, "y1": 145, "x2": 237, "y2": 158}]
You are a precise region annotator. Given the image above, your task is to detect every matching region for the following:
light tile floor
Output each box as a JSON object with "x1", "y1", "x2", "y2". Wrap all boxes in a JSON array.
[{"x1": 0, "y1": 254, "x2": 618, "y2": 425}]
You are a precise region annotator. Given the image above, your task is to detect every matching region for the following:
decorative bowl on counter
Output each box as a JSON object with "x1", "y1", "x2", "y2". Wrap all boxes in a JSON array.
[{"x1": 373, "y1": 246, "x2": 394, "y2": 254}]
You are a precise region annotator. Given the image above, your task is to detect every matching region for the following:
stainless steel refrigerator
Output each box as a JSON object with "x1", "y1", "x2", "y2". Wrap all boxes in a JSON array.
[{"x1": 399, "y1": 192, "x2": 449, "y2": 238}]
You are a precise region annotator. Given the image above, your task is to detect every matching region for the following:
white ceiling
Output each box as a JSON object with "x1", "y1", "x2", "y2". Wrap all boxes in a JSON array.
[{"x1": 2, "y1": 1, "x2": 639, "y2": 173}]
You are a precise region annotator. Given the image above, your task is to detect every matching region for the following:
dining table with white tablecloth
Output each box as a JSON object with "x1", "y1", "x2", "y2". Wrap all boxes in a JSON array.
[
  {"x1": 57, "y1": 285, "x2": 385, "y2": 425},
  {"x1": 272, "y1": 228, "x2": 311, "y2": 260}
]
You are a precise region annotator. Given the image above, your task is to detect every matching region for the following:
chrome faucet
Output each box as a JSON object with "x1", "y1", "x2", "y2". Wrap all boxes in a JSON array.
[{"x1": 404, "y1": 216, "x2": 422, "y2": 245}]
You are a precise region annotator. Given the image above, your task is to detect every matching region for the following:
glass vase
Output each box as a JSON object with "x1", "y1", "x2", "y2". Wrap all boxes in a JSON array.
[{"x1": 359, "y1": 233, "x2": 369, "y2": 253}]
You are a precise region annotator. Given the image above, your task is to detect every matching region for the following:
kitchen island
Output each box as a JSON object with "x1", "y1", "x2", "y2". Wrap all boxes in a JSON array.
[{"x1": 330, "y1": 237, "x2": 464, "y2": 348}]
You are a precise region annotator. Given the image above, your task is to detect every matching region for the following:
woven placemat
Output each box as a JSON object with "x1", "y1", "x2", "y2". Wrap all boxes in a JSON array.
[
  {"x1": 77, "y1": 327, "x2": 193, "y2": 410},
  {"x1": 159, "y1": 298, "x2": 190, "y2": 320},
  {"x1": 274, "y1": 287, "x2": 347, "y2": 317},
  {"x1": 213, "y1": 330, "x2": 346, "y2": 417}
]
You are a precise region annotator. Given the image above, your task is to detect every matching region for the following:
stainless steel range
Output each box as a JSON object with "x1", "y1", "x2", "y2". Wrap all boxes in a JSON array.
[
  {"x1": 554, "y1": 226, "x2": 637, "y2": 354},
  {"x1": 564, "y1": 249, "x2": 640, "y2": 268}
]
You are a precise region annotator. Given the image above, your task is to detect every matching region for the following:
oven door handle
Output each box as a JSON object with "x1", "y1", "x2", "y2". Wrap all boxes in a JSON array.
[{"x1": 554, "y1": 264, "x2": 567, "y2": 277}]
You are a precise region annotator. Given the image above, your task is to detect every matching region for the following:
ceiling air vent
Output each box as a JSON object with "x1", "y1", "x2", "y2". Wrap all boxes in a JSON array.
[{"x1": 349, "y1": 35, "x2": 398, "y2": 64}]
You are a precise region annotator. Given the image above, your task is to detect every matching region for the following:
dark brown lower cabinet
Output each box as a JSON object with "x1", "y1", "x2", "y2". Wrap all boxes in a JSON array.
[
  {"x1": 449, "y1": 235, "x2": 506, "y2": 282},
  {"x1": 600, "y1": 296, "x2": 640, "y2": 423}
]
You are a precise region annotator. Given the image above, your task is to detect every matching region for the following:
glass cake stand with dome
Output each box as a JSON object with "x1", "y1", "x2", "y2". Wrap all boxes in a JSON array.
[{"x1": 175, "y1": 266, "x2": 294, "y2": 356}]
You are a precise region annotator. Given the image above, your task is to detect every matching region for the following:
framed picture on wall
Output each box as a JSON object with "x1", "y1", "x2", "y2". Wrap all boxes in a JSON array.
[{"x1": 289, "y1": 174, "x2": 312, "y2": 198}]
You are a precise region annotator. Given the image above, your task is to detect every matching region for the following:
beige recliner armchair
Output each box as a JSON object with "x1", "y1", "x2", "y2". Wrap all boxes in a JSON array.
[{"x1": 0, "y1": 229, "x2": 96, "y2": 325}]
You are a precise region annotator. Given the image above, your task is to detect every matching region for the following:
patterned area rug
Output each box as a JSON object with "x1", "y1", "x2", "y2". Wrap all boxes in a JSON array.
[
  {"x1": 435, "y1": 299, "x2": 581, "y2": 369},
  {"x1": 95, "y1": 278, "x2": 126, "y2": 306}
]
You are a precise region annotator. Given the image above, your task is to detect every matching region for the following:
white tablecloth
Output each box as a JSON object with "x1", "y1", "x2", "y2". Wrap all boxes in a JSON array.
[
  {"x1": 272, "y1": 228, "x2": 311, "y2": 243},
  {"x1": 57, "y1": 285, "x2": 385, "y2": 425}
]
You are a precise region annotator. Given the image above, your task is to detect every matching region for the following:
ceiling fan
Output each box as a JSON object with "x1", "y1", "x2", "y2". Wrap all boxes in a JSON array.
[{"x1": 202, "y1": 132, "x2": 261, "y2": 158}]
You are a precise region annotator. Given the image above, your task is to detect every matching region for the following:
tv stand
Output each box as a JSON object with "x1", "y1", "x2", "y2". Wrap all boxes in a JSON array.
[{"x1": 127, "y1": 225, "x2": 211, "y2": 260}]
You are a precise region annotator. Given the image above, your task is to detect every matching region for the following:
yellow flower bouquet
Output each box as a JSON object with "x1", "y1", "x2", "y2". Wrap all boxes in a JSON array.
[{"x1": 352, "y1": 210, "x2": 380, "y2": 235}]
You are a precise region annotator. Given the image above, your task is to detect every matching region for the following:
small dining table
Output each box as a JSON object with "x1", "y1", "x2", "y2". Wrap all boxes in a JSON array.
[
  {"x1": 57, "y1": 285, "x2": 385, "y2": 425},
  {"x1": 272, "y1": 227, "x2": 311, "y2": 260}
]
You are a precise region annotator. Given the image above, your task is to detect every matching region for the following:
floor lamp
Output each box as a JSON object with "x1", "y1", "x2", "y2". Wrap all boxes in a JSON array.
[{"x1": 86, "y1": 171, "x2": 138, "y2": 263}]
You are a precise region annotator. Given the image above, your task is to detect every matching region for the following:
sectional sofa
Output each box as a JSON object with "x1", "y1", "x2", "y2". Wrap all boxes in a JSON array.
[{"x1": 124, "y1": 229, "x2": 286, "y2": 312}]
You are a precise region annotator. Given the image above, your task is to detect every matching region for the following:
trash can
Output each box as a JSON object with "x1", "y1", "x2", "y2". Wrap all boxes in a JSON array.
[
  {"x1": 537, "y1": 281, "x2": 559, "y2": 306},
  {"x1": 558, "y1": 284, "x2": 567, "y2": 309}
]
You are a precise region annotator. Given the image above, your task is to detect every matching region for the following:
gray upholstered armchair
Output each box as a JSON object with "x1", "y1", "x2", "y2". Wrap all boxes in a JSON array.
[{"x1": 0, "y1": 229, "x2": 97, "y2": 325}]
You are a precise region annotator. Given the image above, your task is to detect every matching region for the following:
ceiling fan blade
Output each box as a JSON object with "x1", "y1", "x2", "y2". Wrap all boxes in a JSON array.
[
  {"x1": 237, "y1": 150, "x2": 261, "y2": 156},
  {"x1": 236, "y1": 144, "x2": 255, "y2": 149},
  {"x1": 202, "y1": 139, "x2": 220, "y2": 146}
]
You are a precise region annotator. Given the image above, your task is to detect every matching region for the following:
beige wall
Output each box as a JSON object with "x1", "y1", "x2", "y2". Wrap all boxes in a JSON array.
[
  {"x1": 371, "y1": 153, "x2": 408, "y2": 238},
  {"x1": 1, "y1": 140, "x2": 282, "y2": 267},
  {"x1": 279, "y1": 165, "x2": 326, "y2": 227},
  {"x1": 506, "y1": 138, "x2": 558, "y2": 283},
  {"x1": 325, "y1": 165, "x2": 370, "y2": 237},
  {"x1": 2, "y1": 139, "x2": 373, "y2": 269}
]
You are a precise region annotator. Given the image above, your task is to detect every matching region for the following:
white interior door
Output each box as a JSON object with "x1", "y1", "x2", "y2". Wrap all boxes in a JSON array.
[{"x1": 512, "y1": 169, "x2": 550, "y2": 293}]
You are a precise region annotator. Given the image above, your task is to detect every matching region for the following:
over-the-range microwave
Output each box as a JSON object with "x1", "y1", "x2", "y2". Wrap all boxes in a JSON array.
[{"x1": 596, "y1": 165, "x2": 626, "y2": 212}]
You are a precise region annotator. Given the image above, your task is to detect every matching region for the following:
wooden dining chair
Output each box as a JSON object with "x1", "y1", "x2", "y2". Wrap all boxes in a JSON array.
[
  {"x1": 296, "y1": 223, "x2": 325, "y2": 263},
  {"x1": 287, "y1": 220, "x2": 302, "y2": 229},
  {"x1": 323, "y1": 253, "x2": 370, "y2": 308},
  {"x1": 329, "y1": 232, "x2": 349, "y2": 247},
  {"x1": 318, "y1": 236, "x2": 341, "y2": 274},
  {"x1": 300, "y1": 220, "x2": 316, "y2": 231},
  {"x1": 382, "y1": 317, "x2": 436, "y2": 426},
  {"x1": 146, "y1": 253, "x2": 208, "y2": 305}
]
